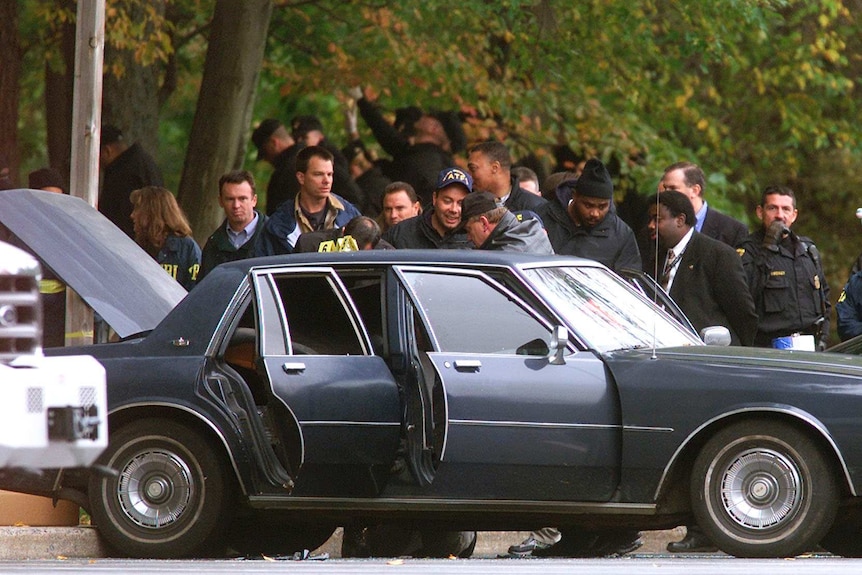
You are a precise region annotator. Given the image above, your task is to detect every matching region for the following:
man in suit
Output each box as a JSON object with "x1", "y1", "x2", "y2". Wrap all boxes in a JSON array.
[
  {"x1": 659, "y1": 162, "x2": 748, "y2": 246},
  {"x1": 650, "y1": 190, "x2": 756, "y2": 345},
  {"x1": 643, "y1": 161, "x2": 749, "y2": 277},
  {"x1": 649, "y1": 190, "x2": 757, "y2": 553}
]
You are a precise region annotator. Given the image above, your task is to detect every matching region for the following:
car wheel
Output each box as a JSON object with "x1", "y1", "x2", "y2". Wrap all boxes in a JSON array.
[
  {"x1": 691, "y1": 420, "x2": 838, "y2": 558},
  {"x1": 88, "y1": 419, "x2": 234, "y2": 558}
]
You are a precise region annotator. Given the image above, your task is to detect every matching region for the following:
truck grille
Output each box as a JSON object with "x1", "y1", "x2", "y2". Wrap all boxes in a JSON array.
[{"x1": 0, "y1": 273, "x2": 42, "y2": 362}]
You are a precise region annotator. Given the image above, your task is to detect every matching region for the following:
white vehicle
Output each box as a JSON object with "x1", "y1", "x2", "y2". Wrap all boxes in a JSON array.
[{"x1": 0, "y1": 240, "x2": 107, "y2": 468}]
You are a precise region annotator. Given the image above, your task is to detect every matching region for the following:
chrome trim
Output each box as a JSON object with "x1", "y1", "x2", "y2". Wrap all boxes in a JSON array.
[
  {"x1": 449, "y1": 420, "x2": 673, "y2": 433},
  {"x1": 623, "y1": 425, "x2": 674, "y2": 433},
  {"x1": 255, "y1": 266, "x2": 374, "y2": 356},
  {"x1": 393, "y1": 265, "x2": 576, "y2": 355},
  {"x1": 109, "y1": 401, "x2": 249, "y2": 496},
  {"x1": 300, "y1": 420, "x2": 400, "y2": 427},
  {"x1": 450, "y1": 419, "x2": 621, "y2": 431},
  {"x1": 246, "y1": 495, "x2": 656, "y2": 514},
  {"x1": 204, "y1": 278, "x2": 251, "y2": 357},
  {"x1": 653, "y1": 406, "x2": 856, "y2": 500}
]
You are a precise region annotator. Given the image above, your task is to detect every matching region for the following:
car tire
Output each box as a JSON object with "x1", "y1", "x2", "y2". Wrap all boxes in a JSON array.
[
  {"x1": 691, "y1": 419, "x2": 838, "y2": 558},
  {"x1": 88, "y1": 418, "x2": 234, "y2": 558}
]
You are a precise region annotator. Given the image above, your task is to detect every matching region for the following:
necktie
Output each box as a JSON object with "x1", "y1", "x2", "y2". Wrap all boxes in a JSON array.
[{"x1": 661, "y1": 249, "x2": 676, "y2": 290}]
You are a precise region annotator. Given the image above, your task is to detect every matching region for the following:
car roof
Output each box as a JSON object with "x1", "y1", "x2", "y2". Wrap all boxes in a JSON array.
[
  {"x1": 0, "y1": 189, "x2": 188, "y2": 338},
  {"x1": 210, "y1": 248, "x2": 597, "y2": 276}
]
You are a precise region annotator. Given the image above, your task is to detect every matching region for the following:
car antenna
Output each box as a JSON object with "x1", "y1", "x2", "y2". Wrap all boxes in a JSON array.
[{"x1": 651, "y1": 192, "x2": 661, "y2": 360}]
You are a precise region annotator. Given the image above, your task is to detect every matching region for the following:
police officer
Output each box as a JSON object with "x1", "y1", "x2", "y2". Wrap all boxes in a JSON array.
[{"x1": 737, "y1": 185, "x2": 830, "y2": 349}]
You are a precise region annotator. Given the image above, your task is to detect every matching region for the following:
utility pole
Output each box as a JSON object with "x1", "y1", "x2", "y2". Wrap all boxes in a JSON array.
[{"x1": 67, "y1": 0, "x2": 105, "y2": 345}]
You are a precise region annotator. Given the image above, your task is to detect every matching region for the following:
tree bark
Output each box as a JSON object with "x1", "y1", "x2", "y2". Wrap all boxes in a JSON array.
[
  {"x1": 177, "y1": 0, "x2": 273, "y2": 244},
  {"x1": 0, "y1": 0, "x2": 21, "y2": 186},
  {"x1": 44, "y1": 1, "x2": 77, "y2": 184},
  {"x1": 101, "y1": 0, "x2": 165, "y2": 154}
]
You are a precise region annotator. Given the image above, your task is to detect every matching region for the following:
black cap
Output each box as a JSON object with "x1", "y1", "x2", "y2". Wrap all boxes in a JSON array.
[
  {"x1": 436, "y1": 167, "x2": 473, "y2": 193},
  {"x1": 252, "y1": 119, "x2": 282, "y2": 161},
  {"x1": 291, "y1": 115, "x2": 324, "y2": 139},
  {"x1": 460, "y1": 191, "x2": 498, "y2": 224},
  {"x1": 28, "y1": 167, "x2": 67, "y2": 193},
  {"x1": 101, "y1": 125, "x2": 123, "y2": 147},
  {"x1": 575, "y1": 158, "x2": 613, "y2": 199}
]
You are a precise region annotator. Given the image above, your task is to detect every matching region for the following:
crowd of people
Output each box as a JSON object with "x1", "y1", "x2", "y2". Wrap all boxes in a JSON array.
[{"x1": 4, "y1": 86, "x2": 860, "y2": 558}]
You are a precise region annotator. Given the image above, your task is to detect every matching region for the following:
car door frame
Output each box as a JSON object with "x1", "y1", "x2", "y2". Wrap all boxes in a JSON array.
[
  {"x1": 391, "y1": 264, "x2": 622, "y2": 501},
  {"x1": 251, "y1": 266, "x2": 401, "y2": 469}
]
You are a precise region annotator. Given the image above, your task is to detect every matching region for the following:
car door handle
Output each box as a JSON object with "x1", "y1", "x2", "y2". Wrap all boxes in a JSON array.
[
  {"x1": 454, "y1": 360, "x2": 481, "y2": 371},
  {"x1": 282, "y1": 362, "x2": 306, "y2": 373}
]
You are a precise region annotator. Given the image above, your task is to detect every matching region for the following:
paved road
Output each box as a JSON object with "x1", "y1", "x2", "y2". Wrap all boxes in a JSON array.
[{"x1": 0, "y1": 556, "x2": 852, "y2": 575}]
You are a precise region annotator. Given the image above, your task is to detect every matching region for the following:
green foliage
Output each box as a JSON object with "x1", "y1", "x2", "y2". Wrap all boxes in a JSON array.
[{"x1": 15, "y1": 0, "x2": 862, "y2": 325}]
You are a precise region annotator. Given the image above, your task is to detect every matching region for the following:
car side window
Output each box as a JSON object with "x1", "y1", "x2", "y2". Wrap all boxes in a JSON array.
[
  {"x1": 269, "y1": 274, "x2": 365, "y2": 356},
  {"x1": 401, "y1": 271, "x2": 551, "y2": 355}
]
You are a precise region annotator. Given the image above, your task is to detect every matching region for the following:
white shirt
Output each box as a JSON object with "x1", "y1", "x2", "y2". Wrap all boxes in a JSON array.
[{"x1": 663, "y1": 227, "x2": 694, "y2": 292}]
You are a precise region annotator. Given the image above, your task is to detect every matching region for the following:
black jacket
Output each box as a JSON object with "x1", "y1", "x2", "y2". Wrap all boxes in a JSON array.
[
  {"x1": 199, "y1": 211, "x2": 268, "y2": 281},
  {"x1": 382, "y1": 210, "x2": 471, "y2": 250},
  {"x1": 358, "y1": 98, "x2": 453, "y2": 206},
  {"x1": 738, "y1": 229, "x2": 831, "y2": 347},
  {"x1": 702, "y1": 206, "x2": 749, "y2": 248},
  {"x1": 537, "y1": 198, "x2": 641, "y2": 273},
  {"x1": 504, "y1": 176, "x2": 547, "y2": 214},
  {"x1": 99, "y1": 143, "x2": 164, "y2": 238},
  {"x1": 667, "y1": 232, "x2": 757, "y2": 345}
]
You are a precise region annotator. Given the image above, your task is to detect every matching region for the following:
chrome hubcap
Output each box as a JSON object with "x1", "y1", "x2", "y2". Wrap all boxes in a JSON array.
[
  {"x1": 117, "y1": 449, "x2": 194, "y2": 529},
  {"x1": 720, "y1": 448, "x2": 801, "y2": 530}
]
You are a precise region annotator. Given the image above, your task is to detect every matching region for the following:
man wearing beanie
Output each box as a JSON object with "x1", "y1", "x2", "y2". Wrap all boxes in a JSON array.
[{"x1": 536, "y1": 158, "x2": 641, "y2": 273}]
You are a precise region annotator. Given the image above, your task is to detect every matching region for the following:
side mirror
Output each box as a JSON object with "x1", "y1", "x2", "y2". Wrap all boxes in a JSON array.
[
  {"x1": 548, "y1": 325, "x2": 569, "y2": 365},
  {"x1": 700, "y1": 326, "x2": 732, "y2": 347}
]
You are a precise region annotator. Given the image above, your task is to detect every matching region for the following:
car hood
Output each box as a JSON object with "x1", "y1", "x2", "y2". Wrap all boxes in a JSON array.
[
  {"x1": 0, "y1": 189, "x2": 187, "y2": 338},
  {"x1": 610, "y1": 343, "x2": 862, "y2": 378}
]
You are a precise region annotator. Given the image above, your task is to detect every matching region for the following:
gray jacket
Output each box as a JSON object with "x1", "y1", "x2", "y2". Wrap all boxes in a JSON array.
[{"x1": 479, "y1": 211, "x2": 554, "y2": 254}]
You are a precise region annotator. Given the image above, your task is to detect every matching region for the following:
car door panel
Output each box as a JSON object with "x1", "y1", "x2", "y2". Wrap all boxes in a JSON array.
[
  {"x1": 396, "y1": 266, "x2": 621, "y2": 501},
  {"x1": 262, "y1": 355, "x2": 400, "y2": 464},
  {"x1": 254, "y1": 268, "x2": 400, "y2": 467}
]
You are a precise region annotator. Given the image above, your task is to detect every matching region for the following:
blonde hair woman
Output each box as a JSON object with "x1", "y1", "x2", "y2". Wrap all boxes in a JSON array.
[{"x1": 130, "y1": 186, "x2": 201, "y2": 290}]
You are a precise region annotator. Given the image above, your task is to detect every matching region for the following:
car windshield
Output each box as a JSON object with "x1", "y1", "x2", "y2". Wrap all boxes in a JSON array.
[{"x1": 523, "y1": 265, "x2": 701, "y2": 352}]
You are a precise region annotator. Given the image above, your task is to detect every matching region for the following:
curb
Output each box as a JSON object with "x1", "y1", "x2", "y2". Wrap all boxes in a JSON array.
[
  {"x1": 0, "y1": 526, "x2": 104, "y2": 560},
  {"x1": 0, "y1": 526, "x2": 686, "y2": 560}
]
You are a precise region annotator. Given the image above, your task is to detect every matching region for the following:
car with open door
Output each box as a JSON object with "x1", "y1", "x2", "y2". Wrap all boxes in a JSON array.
[{"x1": 3, "y1": 189, "x2": 862, "y2": 559}]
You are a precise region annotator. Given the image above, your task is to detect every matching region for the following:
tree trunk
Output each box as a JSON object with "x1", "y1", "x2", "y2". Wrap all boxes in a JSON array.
[
  {"x1": 178, "y1": 0, "x2": 273, "y2": 244},
  {"x1": 0, "y1": 0, "x2": 21, "y2": 186},
  {"x1": 44, "y1": 1, "x2": 76, "y2": 184},
  {"x1": 101, "y1": 1, "x2": 165, "y2": 155}
]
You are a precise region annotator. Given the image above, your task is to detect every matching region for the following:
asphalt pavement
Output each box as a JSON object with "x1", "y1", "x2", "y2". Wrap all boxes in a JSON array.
[{"x1": 0, "y1": 526, "x2": 687, "y2": 560}]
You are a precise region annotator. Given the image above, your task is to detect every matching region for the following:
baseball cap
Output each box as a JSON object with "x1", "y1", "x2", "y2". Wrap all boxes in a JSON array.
[
  {"x1": 460, "y1": 191, "x2": 498, "y2": 224},
  {"x1": 435, "y1": 167, "x2": 473, "y2": 193}
]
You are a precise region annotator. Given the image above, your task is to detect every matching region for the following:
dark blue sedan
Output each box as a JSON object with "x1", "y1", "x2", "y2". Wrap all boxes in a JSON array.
[{"x1": 2, "y1": 189, "x2": 862, "y2": 560}]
